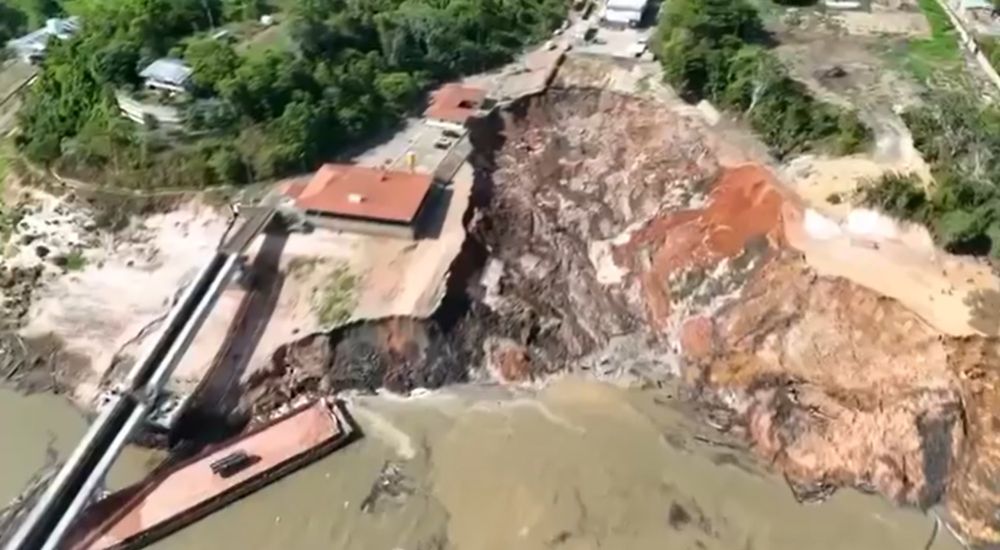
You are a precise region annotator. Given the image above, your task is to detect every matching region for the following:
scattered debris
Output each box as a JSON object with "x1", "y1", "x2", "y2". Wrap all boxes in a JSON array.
[{"x1": 360, "y1": 461, "x2": 414, "y2": 513}]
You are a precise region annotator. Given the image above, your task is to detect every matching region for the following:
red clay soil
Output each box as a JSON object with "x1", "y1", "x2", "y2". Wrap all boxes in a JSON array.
[
  {"x1": 613, "y1": 164, "x2": 789, "y2": 326},
  {"x1": 489, "y1": 340, "x2": 534, "y2": 383},
  {"x1": 702, "y1": 166, "x2": 789, "y2": 255},
  {"x1": 679, "y1": 316, "x2": 715, "y2": 361}
]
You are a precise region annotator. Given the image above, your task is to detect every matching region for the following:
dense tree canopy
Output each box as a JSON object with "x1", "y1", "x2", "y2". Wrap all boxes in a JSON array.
[
  {"x1": 655, "y1": 0, "x2": 870, "y2": 157},
  {"x1": 15, "y1": 0, "x2": 565, "y2": 187},
  {"x1": 1, "y1": 0, "x2": 64, "y2": 47},
  {"x1": 860, "y1": 93, "x2": 1000, "y2": 256}
]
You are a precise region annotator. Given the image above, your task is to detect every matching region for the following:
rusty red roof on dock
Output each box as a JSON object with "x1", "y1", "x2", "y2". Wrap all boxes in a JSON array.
[
  {"x1": 283, "y1": 164, "x2": 434, "y2": 223},
  {"x1": 69, "y1": 400, "x2": 348, "y2": 550}
]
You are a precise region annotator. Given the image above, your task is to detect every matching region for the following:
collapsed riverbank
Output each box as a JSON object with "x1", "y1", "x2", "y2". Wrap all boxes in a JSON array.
[
  {"x1": 0, "y1": 378, "x2": 965, "y2": 550},
  {"x1": 231, "y1": 58, "x2": 1000, "y2": 546},
  {"x1": 4, "y1": 55, "x2": 1000, "y2": 547}
]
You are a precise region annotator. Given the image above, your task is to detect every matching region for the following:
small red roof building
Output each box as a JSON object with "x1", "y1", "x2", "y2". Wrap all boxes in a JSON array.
[
  {"x1": 423, "y1": 83, "x2": 488, "y2": 125},
  {"x1": 282, "y1": 164, "x2": 434, "y2": 224}
]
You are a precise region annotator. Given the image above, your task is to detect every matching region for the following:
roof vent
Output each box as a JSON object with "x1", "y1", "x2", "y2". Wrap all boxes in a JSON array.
[{"x1": 347, "y1": 193, "x2": 365, "y2": 204}]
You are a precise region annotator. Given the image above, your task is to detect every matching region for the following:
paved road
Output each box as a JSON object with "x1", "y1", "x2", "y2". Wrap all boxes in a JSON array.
[
  {"x1": 0, "y1": 61, "x2": 38, "y2": 136},
  {"x1": 219, "y1": 205, "x2": 277, "y2": 256}
]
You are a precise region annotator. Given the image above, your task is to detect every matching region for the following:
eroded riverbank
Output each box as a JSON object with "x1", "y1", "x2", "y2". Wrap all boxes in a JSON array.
[
  {"x1": 139, "y1": 378, "x2": 960, "y2": 550},
  {"x1": 3, "y1": 55, "x2": 999, "y2": 549}
]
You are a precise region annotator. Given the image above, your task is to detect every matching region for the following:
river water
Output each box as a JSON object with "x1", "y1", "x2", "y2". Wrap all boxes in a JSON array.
[
  {"x1": 1, "y1": 380, "x2": 963, "y2": 550},
  {"x1": 0, "y1": 388, "x2": 162, "y2": 503}
]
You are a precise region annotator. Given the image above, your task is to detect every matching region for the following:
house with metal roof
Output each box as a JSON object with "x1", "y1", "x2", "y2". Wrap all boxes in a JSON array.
[
  {"x1": 139, "y1": 58, "x2": 194, "y2": 94},
  {"x1": 6, "y1": 17, "x2": 80, "y2": 63},
  {"x1": 960, "y1": 0, "x2": 994, "y2": 11},
  {"x1": 602, "y1": 0, "x2": 648, "y2": 27}
]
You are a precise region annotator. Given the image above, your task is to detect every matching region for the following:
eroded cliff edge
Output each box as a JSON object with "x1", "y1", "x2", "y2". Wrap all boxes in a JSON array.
[{"x1": 240, "y1": 62, "x2": 1000, "y2": 546}]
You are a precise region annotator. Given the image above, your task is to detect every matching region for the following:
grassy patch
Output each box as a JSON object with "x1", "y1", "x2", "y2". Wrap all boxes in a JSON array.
[
  {"x1": 903, "y1": 0, "x2": 963, "y2": 83},
  {"x1": 64, "y1": 250, "x2": 86, "y2": 271},
  {"x1": 288, "y1": 255, "x2": 321, "y2": 277},
  {"x1": 315, "y1": 263, "x2": 358, "y2": 326},
  {"x1": 239, "y1": 21, "x2": 293, "y2": 58},
  {"x1": 227, "y1": 11, "x2": 294, "y2": 59}
]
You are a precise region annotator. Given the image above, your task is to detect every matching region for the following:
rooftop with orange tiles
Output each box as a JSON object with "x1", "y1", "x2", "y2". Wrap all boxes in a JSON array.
[
  {"x1": 423, "y1": 83, "x2": 488, "y2": 125},
  {"x1": 282, "y1": 164, "x2": 434, "y2": 224}
]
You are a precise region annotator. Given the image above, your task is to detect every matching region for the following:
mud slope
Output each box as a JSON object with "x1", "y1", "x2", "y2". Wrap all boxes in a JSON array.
[
  {"x1": 239, "y1": 84, "x2": 725, "y2": 412},
  {"x1": 239, "y1": 72, "x2": 1000, "y2": 545}
]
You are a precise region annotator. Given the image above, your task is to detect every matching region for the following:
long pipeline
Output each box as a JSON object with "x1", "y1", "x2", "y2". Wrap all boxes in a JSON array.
[
  {"x1": 2, "y1": 253, "x2": 233, "y2": 550},
  {"x1": 42, "y1": 254, "x2": 239, "y2": 550}
]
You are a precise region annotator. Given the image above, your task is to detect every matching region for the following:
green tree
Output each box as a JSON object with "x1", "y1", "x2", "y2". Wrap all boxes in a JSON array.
[
  {"x1": 0, "y1": 2, "x2": 29, "y2": 45},
  {"x1": 18, "y1": 0, "x2": 569, "y2": 187},
  {"x1": 91, "y1": 39, "x2": 142, "y2": 86},
  {"x1": 185, "y1": 37, "x2": 240, "y2": 94},
  {"x1": 375, "y1": 71, "x2": 419, "y2": 114},
  {"x1": 221, "y1": 0, "x2": 265, "y2": 22},
  {"x1": 218, "y1": 50, "x2": 314, "y2": 121},
  {"x1": 655, "y1": 0, "x2": 869, "y2": 157},
  {"x1": 6, "y1": 0, "x2": 61, "y2": 29},
  {"x1": 209, "y1": 143, "x2": 246, "y2": 183},
  {"x1": 17, "y1": 39, "x2": 114, "y2": 163}
]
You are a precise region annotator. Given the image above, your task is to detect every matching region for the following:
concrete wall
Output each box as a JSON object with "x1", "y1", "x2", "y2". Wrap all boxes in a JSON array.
[
  {"x1": 116, "y1": 93, "x2": 185, "y2": 128},
  {"x1": 433, "y1": 134, "x2": 472, "y2": 185},
  {"x1": 424, "y1": 118, "x2": 469, "y2": 133},
  {"x1": 306, "y1": 212, "x2": 417, "y2": 240}
]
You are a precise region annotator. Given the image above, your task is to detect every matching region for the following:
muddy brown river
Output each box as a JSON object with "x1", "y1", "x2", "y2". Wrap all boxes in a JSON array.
[{"x1": 0, "y1": 381, "x2": 963, "y2": 549}]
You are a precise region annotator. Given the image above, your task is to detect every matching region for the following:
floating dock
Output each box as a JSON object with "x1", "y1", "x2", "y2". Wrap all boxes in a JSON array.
[{"x1": 65, "y1": 399, "x2": 355, "y2": 550}]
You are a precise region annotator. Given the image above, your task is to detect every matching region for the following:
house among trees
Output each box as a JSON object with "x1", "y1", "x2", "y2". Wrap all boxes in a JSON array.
[
  {"x1": 6, "y1": 17, "x2": 80, "y2": 63},
  {"x1": 117, "y1": 58, "x2": 193, "y2": 128},
  {"x1": 423, "y1": 83, "x2": 489, "y2": 130},
  {"x1": 140, "y1": 58, "x2": 194, "y2": 94},
  {"x1": 281, "y1": 164, "x2": 436, "y2": 239},
  {"x1": 959, "y1": 0, "x2": 997, "y2": 23},
  {"x1": 601, "y1": 0, "x2": 649, "y2": 27}
]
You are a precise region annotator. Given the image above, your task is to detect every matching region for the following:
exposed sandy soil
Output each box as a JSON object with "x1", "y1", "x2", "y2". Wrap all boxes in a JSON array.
[
  {"x1": 238, "y1": 63, "x2": 1000, "y2": 546},
  {"x1": 785, "y1": 205, "x2": 1000, "y2": 337},
  {"x1": 781, "y1": 153, "x2": 932, "y2": 216},
  {"x1": 177, "y1": 188, "x2": 472, "y2": 396},
  {"x1": 179, "y1": 228, "x2": 363, "y2": 395},
  {"x1": 771, "y1": 10, "x2": 929, "y2": 184},
  {"x1": 353, "y1": 162, "x2": 473, "y2": 321},
  {"x1": 835, "y1": 10, "x2": 930, "y2": 37},
  {"x1": 19, "y1": 152, "x2": 472, "y2": 409},
  {"x1": 17, "y1": 49, "x2": 1000, "y2": 548},
  {"x1": 19, "y1": 201, "x2": 230, "y2": 404},
  {"x1": 598, "y1": 150, "x2": 1000, "y2": 543},
  {"x1": 211, "y1": 163, "x2": 470, "y2": 388}
]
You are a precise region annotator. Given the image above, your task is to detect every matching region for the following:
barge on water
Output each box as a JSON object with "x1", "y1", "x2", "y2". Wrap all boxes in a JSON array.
[{"x1": 65, "y1": 399, "x2": 356, "y2": 550}]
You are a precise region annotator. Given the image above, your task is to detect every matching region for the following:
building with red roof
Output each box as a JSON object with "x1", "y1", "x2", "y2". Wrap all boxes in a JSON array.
[
  {"x1": 423, "y1": 83, "x2": 489, "y2": 129},
  {"x1": 282, "y1": 164, "x2": 435, "y2": 239}
]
